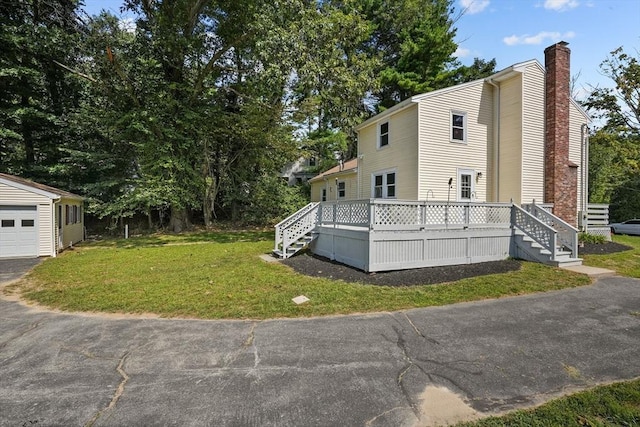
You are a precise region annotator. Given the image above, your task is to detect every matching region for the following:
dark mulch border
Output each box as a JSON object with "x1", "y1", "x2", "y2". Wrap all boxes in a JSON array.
[
  {"x1": 282, "y1": 253, "x2": 522, "y2": 287},
  {"x1": 578, "y1": 242, "x2": 633, "y2": 255},
  {"x1": 282, "y1": 241, "x2": 632, "y2": 287}
]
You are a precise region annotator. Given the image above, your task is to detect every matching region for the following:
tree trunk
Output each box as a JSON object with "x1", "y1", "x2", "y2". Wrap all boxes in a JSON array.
[{"x1": 169, "y1": 206, "x2": 190, "y2": 233}]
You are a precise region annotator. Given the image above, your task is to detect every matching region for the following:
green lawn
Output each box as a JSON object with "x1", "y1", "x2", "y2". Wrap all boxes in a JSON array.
[
  {"x1": 456, "y1": 379, "x2": 640, "y2": 427},
  {"x1": 582, "y1": 234, "x2": 640, "y2": 277},
  {"x1": 7, "y1": 230, "x2": 591, "y2": 319}
]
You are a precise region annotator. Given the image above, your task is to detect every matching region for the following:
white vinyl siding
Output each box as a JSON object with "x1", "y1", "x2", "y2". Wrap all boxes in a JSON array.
[
  {"x1": 58, "y1": 197, "x2": 84, "y2": 249},
  {"x1": 569, "y1": 102, "x2": 588, "y2": 212},
  {"x1": 521, "y1": 63, "x2": 546, "y2": 204},
  {"x1": 309, "y1": 172, "x2": 358, "y2": 202},
  {"x1": 358, "y1": 105, "x2": 419, "y2": 199},
  {"x1": 417, "y1": 81, "x2": 490, "y2": 202},
  {"x1": 497, "y1": 74, "x2": 523, "y2": 203}
]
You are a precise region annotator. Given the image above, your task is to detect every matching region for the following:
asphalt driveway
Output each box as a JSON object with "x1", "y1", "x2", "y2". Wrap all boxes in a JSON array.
[
  {"x1": 0, "y1": 272, "x2": 639, "y2": 426},
  {"x1": 0, "y1": 258, "x2": 41, "y2": 283}
]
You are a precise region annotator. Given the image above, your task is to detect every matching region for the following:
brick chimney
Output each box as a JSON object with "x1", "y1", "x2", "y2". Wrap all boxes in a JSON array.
[{"x1": 544, "y1": 41, "x2": 578, "y2": 226}]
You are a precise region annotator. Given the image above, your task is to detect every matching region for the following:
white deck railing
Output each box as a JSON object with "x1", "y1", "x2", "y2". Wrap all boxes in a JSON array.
[
  {"x1": 274, "y1": 202, "x2": 319, "y2": 253},
  {"x1": 318, "y1": 199, "x2": 512, "y2": 231},
  {"x1": 512, "y1": 205, "x2": 558, "y2": 260},
  {"x1": 523, "y1": 202, "x2": 579, "y2": 258}
]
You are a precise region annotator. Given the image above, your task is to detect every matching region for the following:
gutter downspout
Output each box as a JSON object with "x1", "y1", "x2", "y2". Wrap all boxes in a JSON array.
[
  {"x1": 581, "y1": 123, "x2": 589, "y2": 231},
  {"x1": 487, "y1": 78, "x2": 500, "y2": 202}
]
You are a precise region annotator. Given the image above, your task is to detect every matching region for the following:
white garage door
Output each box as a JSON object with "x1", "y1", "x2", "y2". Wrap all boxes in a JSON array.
[{"x1": 0, "y1": 206, "x2": 38, "y2": 258}]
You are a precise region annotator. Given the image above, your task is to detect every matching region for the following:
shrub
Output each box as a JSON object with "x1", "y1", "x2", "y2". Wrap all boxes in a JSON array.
[{"x1": 579, "y1": 233, "x2": 607, "y2": 244}]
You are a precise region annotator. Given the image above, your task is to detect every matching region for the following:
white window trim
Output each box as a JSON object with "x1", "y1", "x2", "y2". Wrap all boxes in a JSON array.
[
  {"x1": 450, "y1": 110, "x2": 467, "y2": 144},
  {"x1": 371, "y1": 168, "x2": 397, "y2": 199},
  {"x1": 377, "y1": 120, "x2": 390, "y2": 149},
  {"x1": 457, "y1": 168, "x2": 475, "y2": 201},
  {"x1": 337, "y1": 180, "x2": 346, "y2": 199}
]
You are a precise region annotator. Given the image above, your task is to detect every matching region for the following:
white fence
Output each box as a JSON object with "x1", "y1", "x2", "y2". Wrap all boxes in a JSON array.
[{"x1": 586, "y1": 203, "x2": 611, "y2": 241}]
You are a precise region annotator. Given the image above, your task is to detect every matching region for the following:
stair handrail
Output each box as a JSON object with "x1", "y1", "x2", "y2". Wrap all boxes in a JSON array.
[
  {"x1": 274, "y1": 202, "x2": 320, "y2": 254},
  {"x1": 524, "y1": 203, "x2": 579, "y2": 258},
  {"x1": 512, "y1": 205, "x2": 557, "y2": 260}
]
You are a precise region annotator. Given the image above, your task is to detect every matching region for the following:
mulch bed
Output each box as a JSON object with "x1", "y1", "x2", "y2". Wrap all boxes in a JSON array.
[
  {"x1": 578, "y1": 242, "x2": 633, "y2": 255},
  {"x1": 282, "y1": 241, "x2": 633, "y2": 287},
  {"x1": 282, "y1": 253, "x2": 522, "y2": 287}
]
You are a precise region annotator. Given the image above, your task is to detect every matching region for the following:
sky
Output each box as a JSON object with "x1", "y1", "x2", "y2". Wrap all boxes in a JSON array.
[{"x1": 83, "y1": 0, "x2": 640, "y2": 100}]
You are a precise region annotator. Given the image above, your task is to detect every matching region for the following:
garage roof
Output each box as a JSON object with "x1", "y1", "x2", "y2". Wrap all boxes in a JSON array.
[{"x1": 0, "y1": 173, "x2": 84, "y2": 201}]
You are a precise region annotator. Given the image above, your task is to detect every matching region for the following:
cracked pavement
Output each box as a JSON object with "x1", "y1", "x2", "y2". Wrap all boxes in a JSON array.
[{"x1": 0, "y1": 272, "x2": 639, "y2": 426}]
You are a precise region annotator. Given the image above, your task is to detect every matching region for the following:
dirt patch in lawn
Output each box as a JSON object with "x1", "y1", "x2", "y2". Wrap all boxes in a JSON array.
[
  {"x1": 282, "y1": 253, "x2": 521, "y2": 287},
  {"x1": 579, "y1": 242, "x2": 632, "y2": 255}
]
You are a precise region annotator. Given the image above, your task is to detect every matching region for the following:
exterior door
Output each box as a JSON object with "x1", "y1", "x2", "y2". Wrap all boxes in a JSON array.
[{"x1": 457, "y1": 169, "x2": 475, "y2": 201}]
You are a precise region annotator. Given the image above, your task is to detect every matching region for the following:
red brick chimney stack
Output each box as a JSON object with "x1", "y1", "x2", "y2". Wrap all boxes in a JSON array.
[{"x1": 544, "y1": 41, "x2": 578, "y2": 226}]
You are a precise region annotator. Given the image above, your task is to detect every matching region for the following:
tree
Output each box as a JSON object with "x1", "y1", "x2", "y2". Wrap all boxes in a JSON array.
[
  {"x1": 583, "y1": 46, "x2": 640, "y2": 221},
  {"x1": 357, "y1": 0, "x2": 459, "y2": 109},
  {"x1": 583, "y1": 46, "x2": 640, "y2": 134},
  {"x1": 0, "y1": 0, "x2": 84, "y2": 182}
]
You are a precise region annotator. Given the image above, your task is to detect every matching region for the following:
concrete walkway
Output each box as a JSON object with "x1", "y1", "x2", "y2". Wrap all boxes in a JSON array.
[{"x1": 0, "y1": 268, "x2": 639, "y2": 426}]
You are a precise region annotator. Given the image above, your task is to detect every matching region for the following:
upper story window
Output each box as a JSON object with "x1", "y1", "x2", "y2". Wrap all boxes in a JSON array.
[
  {"x1": 378, "y1": 121, "x2": 389, "y2": 148},
  {"x1": 451, "y1": 111, "x2": 466, "y2": 143},
  {"x1": 337, "y1": 181, "x2": 346, "y2": 199},
  {"x1": 308, "y1": 157, "x2": 316, "y2": 167}
]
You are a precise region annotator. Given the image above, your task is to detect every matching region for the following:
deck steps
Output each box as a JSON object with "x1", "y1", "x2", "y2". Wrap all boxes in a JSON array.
[
  {"x1": 273, "y1": 232, "x2": 317, "y2": 259},
  {"x1": 513, "y1": 230, "x2": 582, "y2": 267}
]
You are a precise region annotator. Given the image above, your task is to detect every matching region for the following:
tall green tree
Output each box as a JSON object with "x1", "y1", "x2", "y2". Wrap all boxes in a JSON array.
[
  {"x1": 0, "y1": 0, "x2": 84, "y2": 182},
  {"x1": 81, "y1": 0, "x2": 317, "y2": 230},
  {"x1": 583, "y1": 46, "x2": 640, "y2": 221},
  {"x1": 357, "y1": 0, "x2": 459, "y2": 109}
]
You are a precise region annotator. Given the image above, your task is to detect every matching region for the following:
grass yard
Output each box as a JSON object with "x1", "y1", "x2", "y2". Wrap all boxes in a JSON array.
[
  {"x1": 6, "y1": 230, "x2": 591, "y2": 319},
  {"x1": 583, "y1": 234, "x2": 640, "y2": 277},
  {"x1": 456, "y1": 379, "x2": 640, "y2": 427}
]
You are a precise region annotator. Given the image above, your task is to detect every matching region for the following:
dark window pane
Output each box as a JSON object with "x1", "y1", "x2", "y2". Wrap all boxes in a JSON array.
[
  {"x1": 387, "y1": 173, "x2": 395, "y2": 185},
  {"x1": 453, "y1": 114, "x2": 464, "y2": 127},
  {"x1": 375, "y1": 175, "x2": 383, "y2": 186},
  {"x1": 387, "y1": 185, "x2": 396, "y2": 198},
  {"x1": 21, "y1": 219, "x2": 35, "y2": 227},
  {"x1": 1, "y1": 219, "x2": 15, "y2": 227},
  {"x1": 374, "y1": 187, "x2": 382, "y2": 198},
  {"x1": 380, "y1": 122, "x2": 388, "y2": 133},
  {"x1": 452, "y1": 128, "x2": 464, "y2": 140},
  {"x1": 380, "y1": 134, "x2": 388, "y2": 146}
]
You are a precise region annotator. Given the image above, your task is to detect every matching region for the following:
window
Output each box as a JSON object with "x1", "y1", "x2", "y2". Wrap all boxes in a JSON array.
[
  {"x1": 372, "y1": 171, "x2": 396, "y2": 198},
  {"x1": 65, "y1": 205, "x2": 70, "y2": 225},
  {"x1": 451, "y1": 111, "x2": 466, "y2": 142},
  {"x1": 1, "y1": 219, "x2": 15, "y2": 227},
  {"x1": 308, "y1": 157, "x2": 316, "y2": 167},
  {"x1": 21, "y1": 219, "x2": 35, "y2": 227},
  {"x1": 337, "y1": 181, "x2": 346, "y2": 199},
  {"x1": 457, "y1": 169, "x2": 475, "y2": 201},
  {"x1": 321, "y1": 188, "x2": 327, "y2": 202},
  {"x1": 378, "y1": 121, "x2": 389, "y2": 148}
]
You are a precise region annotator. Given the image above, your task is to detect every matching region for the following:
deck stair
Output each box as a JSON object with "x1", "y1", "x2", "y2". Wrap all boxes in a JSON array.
[
  {"x1": 513, "y1": 203, "x2": 582, "y2": 267},
  {"x1": 273, "y1": 202, "x2": 320, "y2": 259}
]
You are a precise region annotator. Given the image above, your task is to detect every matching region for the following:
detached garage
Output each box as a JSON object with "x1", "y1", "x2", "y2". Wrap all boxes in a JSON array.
[{"x1": 0, "y1": 173, "x2": 84, "y2": 259}]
